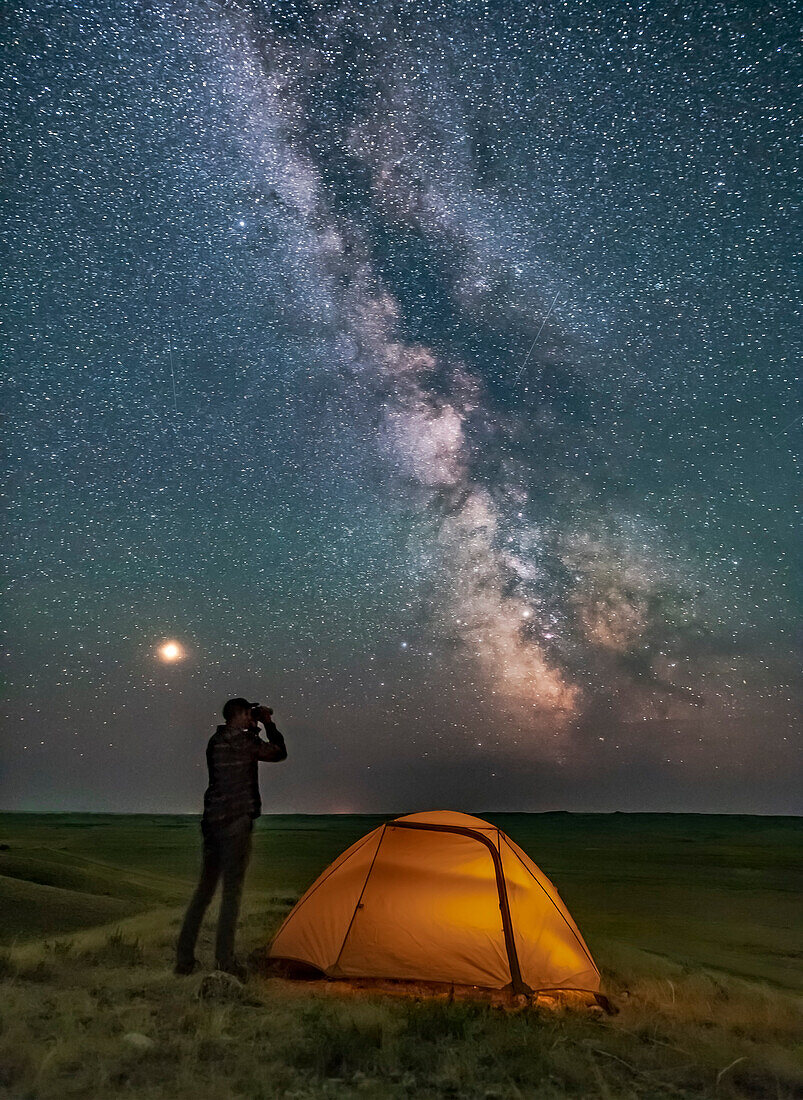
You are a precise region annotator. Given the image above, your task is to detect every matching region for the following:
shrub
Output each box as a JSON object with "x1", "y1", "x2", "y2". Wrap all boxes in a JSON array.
[
  {"x1": 81, "y1": 929, "x2": 144, "y2": 967},
  {"x1": 48, "y1": 939, "x2": 75, "y2": 958}
]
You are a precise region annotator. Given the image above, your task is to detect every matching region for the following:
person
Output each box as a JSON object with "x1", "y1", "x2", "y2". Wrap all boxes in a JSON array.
[{"x1": 175, "y1": 697, "x2": 287, "y2": 980}]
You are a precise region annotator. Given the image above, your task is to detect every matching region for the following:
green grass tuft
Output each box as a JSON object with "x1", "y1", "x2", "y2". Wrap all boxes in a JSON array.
[
  {"x1": 79, "y1": 928, "x2": 144, "y2": 968},
  {"x1": 289, "y1": 1002, "x2": 391, "y2": 1077}
]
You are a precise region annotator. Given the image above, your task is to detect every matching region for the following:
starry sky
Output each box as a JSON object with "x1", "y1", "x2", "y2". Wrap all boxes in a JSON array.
[{"x1": 3, "y1": 0, "x2": 800, "y2": 814}]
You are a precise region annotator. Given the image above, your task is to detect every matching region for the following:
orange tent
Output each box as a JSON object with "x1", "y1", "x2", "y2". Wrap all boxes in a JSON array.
[{"x1": 268, "y1": 810, "x2": 600, "y2": 995}]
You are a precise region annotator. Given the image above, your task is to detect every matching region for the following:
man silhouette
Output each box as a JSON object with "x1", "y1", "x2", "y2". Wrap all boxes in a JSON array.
[{"x1": 175, "y1": 698, "x2": 287, "y2": 979}]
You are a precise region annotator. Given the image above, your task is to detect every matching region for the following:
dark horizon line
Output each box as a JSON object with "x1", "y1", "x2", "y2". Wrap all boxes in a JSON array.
[{"x1": 0, "y1": 808, "x2": 799, "y2": 820}]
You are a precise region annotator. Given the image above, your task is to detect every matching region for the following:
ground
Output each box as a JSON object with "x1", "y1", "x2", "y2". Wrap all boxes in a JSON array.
[{"x1": 0, "y1": 812, "x2": 800, "y2": 1099}]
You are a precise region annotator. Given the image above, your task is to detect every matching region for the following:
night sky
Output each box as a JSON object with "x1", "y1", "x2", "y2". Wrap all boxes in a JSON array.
[{"x1": 3, "y1": 0, "x2": 800, "y2": 814}]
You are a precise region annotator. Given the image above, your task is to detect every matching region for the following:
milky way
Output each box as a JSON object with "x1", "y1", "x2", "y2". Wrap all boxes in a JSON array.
[{"x1": 3, "y1": 0, "x2": 800, "y2": 813}]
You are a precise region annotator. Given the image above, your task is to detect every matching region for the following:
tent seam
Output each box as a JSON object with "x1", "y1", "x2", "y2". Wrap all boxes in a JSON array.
[
  {"x1": 269, "y1": 831, "x2": 376, "y2": 945},
  {"x1": 500, "y1": 835, "x2": 599, "y2": 976},
  {"x1": 330, "y1": 824, "x2": 387, "y2": 973}
]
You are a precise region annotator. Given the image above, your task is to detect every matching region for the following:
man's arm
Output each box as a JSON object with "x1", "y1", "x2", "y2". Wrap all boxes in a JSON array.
[{"x1": 252, "y1": 707, "x2": 287, "y2": 762}]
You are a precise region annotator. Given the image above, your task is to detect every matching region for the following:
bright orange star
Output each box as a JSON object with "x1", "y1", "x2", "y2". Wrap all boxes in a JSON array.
[{"x1": 158, "y1": 640, "x2": 185, "y2": 663}]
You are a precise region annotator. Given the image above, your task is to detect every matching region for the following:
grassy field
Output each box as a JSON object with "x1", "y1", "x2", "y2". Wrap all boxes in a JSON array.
[{"x1": 0, "y1": 812, "x2": 800, "y2": 1098}]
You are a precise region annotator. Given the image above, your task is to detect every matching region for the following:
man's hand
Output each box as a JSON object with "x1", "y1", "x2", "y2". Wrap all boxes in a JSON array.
[{"x1": 253, "y1": 705, "x2": 287, "y2": 763}]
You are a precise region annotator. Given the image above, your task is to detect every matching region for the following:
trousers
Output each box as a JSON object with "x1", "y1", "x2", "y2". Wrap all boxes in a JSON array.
[{"x1": 176, "y1": 815, "x2": 253, "y2": 968}]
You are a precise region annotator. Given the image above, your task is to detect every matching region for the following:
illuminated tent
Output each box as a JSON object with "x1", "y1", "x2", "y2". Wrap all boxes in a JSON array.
[{"x1": 268, "y1": 810, "x2": 600, "y2": 995}]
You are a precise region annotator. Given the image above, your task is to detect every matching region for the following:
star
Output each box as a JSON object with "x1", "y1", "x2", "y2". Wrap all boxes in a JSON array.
[{"x1": 157, "y1": 641, "x2": 185, "y2": 663}]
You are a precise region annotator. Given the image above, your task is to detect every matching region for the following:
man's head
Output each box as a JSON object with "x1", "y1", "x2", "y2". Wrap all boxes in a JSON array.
[{"x1": 222, "y1": 697, "x2": 253, "y2": 729}]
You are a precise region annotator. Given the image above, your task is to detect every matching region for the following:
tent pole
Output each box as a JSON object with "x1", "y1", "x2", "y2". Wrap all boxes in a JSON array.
[{"x1": 390, "y1": 821, "x2": 532, "y2": 996}]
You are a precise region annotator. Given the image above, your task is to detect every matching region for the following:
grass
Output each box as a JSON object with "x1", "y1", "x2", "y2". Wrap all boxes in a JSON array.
[{"x1": 0, "y1": 812, "x2": 800, "y2": 1098}]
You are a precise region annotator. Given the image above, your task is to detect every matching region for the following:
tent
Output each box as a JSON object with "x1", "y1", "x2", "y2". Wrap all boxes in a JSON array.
[{"x1": 268, "y1": 810, "x2": 600, "y2": 996}]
